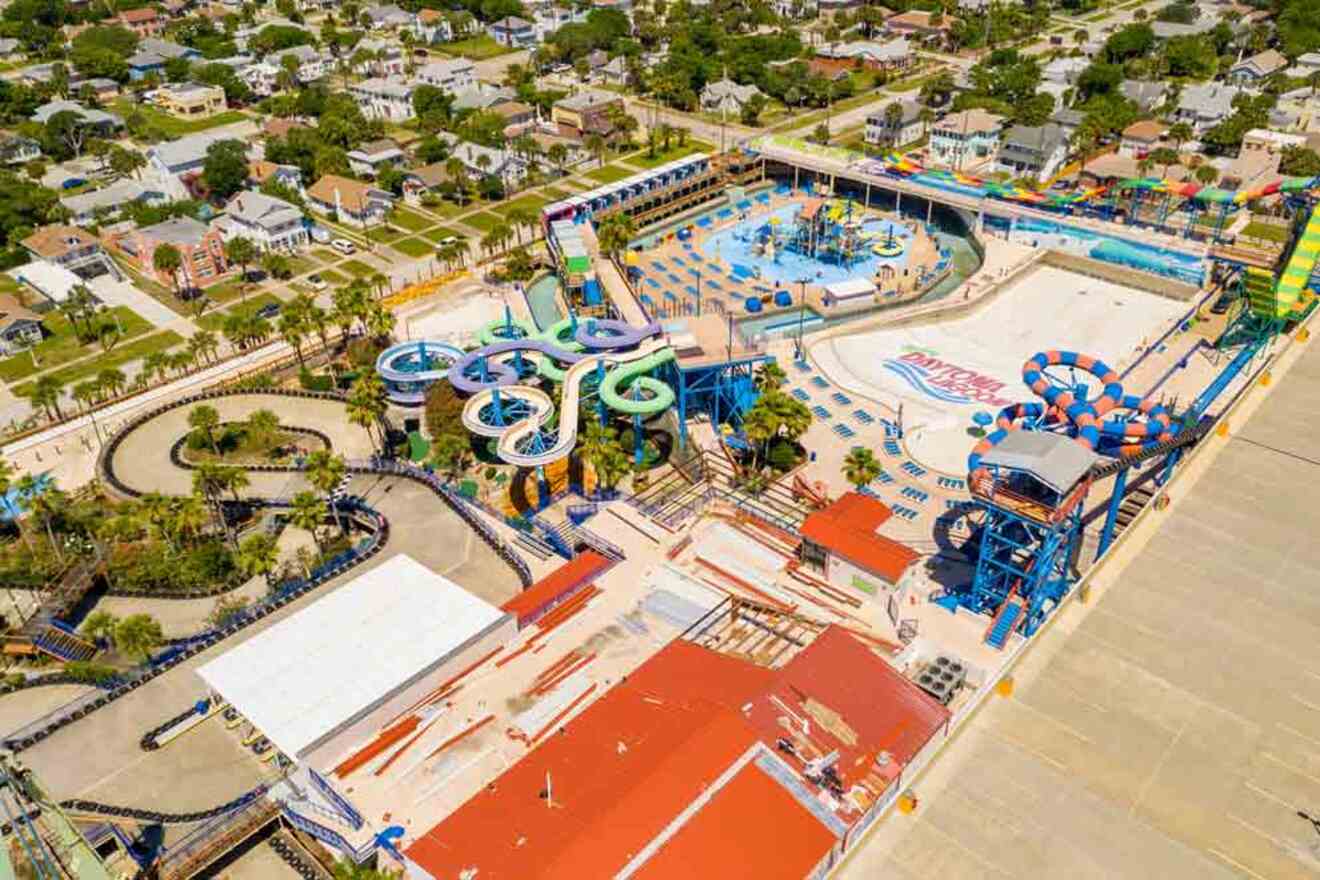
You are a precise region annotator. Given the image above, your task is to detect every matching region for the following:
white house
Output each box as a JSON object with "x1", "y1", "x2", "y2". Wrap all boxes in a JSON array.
[
  {"x1": 269, "y1": 45, "x2": 326, "y2": 83},
  {"x1": 362, "y1": 3, "x2": 414, "y2": 29},
  {"x1": 307, "y1": 174, "x2": 393, "y2": 228},
  {"x1": 700, "y1": 79, "x2": 763, "y2": 115},
  {"x1": 347, "y1": 139, "x2": 406, "y2": 177},
  {"x1": 1175, "y1": 82, "x2": 1244, "y2": 133},
  {"x1": 865, "y1": 100, "x2": 925, "y2": 148},
  {"x1": 415, "y1": 58, "x2": 475, "y2": 93},
  {"x1": 215, "y1": 190, "x2": 308, "y2": 251},
  {"x1": 443, "y1": 135, "x2": 527, "y2": 186},
  {"x1": 349, "y1": 77, "x2": 416, "y2": 122},
  {"x1": 996, "y1": 123, "x2": 1068, "y2": 183},
  {"x1": 355, "y1": 37, "x2": 407, "y2": 77},
  {"x1": 929, "y1": 108, "x2": 1004, "y2": 170},
  {"x1": 412, "y1": 10, "x2": 454, "y2": 44}
]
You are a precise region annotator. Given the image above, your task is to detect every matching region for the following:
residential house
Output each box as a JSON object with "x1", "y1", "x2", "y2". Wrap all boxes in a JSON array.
[
  {"x1": 445, "y1": 137, "x2": 527, "y2": 187},
  {"x1": 21, "y1": 224, "x2": 107, "y2": 276},
  {"x1": 17, "y1": 63, "x2": 58, "y2": 86},
  {"x1": 996, "y1": 123, "x2": 1068, "y2": 183},
  {"x1": 597, "y1": 56, "x2": 629, "y2": 86},
  {"x1": 865, "y1": 100, "x2": 925, "y2": 148},
  {"x1": 148, "y1": 131, "x2": 238, "y2": 177},
  {"x1": 1221, "y1": 148, "x2": 1279, "y2": 192},
  {"x1": 492, "y1": 101, "x2": 536, "y2": 136},
  {"x1": 1241, "y1": 127, "x2": 1309, "y2": 155},
  {"x1": 362, "y1": 3, "x2": 415, "y2": 29},
  {"x1": 818, "y1": 0, "x2": 862, "y2": 11},
  {"x1": 401, "y1": 162, "x2": 451, "y2": 202},
  {"x1": 263, "y1": 118, "x2": 308, "y2": 141},
  {"x1": 1049, "y1": 108, "x2": 1086, "y2": 141},
  {"x1": 489, "y1": 16, "x2": 537, "y2": 48},
  {"x1": 1229, "y1": 49, "x2": 1288, "y2": 84},
  {"x1": 76, "y1": 78, "x2": 121, "y2": 102},
  {"x1": 1041, "y1": 56, "x2": 1087, "y2": 86},
  {"x1": 415, "y1": 58, "x2": 476, "y2": 93},
  {"x1": 551, "y1": 90, "x2": 622, "y2": 138},
  {"x1": 929, "y1": 108, "x2": 1004, "y2": 170},
  {"x1": 453, "y1": 84, "x2": 515, "y2": 112},
  {"x1": 700, "y1": 79, "x2": 764, "y2": 115},
  {"x1": 1150, "y1": 17, "x2": 1219, "y2": 39},
  {"x1": 31, "y1": 101, "x2": 124, "y2": 137},
  {"x1": 1293, "y1": 51, "x2": 1320, "y2": 75},
  {"x1": 0, "y1": 132, "x2": 41, "y2": 166},
  {"x1": 412, "y1": 9, "x2": 454, "y2": 44},
  {"x1": 127, "y1": 38, "x2": 200, "y2": 80},
  {"x1": 884, "y1": 10, "x2": 948, "y2": 41},
  {"x1": 108, "y1": 217, "x2": 229, "y2": 290},
  {"x1": 349, "y1": 78, "x2": 416, "y2": 123},
  {"x1": 815, "y1": 37, "x2": 912, "y2": 72},
  {"x1": 0, "y1": 296, "x2": 45, "y2": 356},
  {"x1": 248, "y1": 160, "x2": 304, "y2": 194},
  {"x1": 347, "y1": 139, "x2": 406, "y2": 177},
  {"x1": 1119, "y1": 119, "x2": 1167, "y2": 157},
  {"x1": 1174, "y1": 82, "x2": 1242, "y2": 133},
  {"x1": 532, "y1": 5, "x2": 585, "y2": 39},
  {"x1": 214, "y1": 191, "x2": 308, "y2": 252},
  {"x1": 60, "y1": 179, "x2": 171, "y2": 226},
  {"x1": 1120, "y1": 80, "x2": 1169, "y2": 114},
  {"x1": 355, "y1": 37, "x2": 406, "y2": 77},
  {"x1": 117, "y1": 7, "x2": 165, "y2": 38},
  {"x1": 1080, "y1": 152, "x2": 1188, "y2": 188},
  {"x1": 241, "y1": 61, "x2": 280, "y2": 97},
  {"x1": 306, "y1": 174, "x2": 393, "y2": 227},
  {"x1": 269, "y1": 45, "x2": 326, "y2": 83},
  {"x1": 156, "y1": 82, "x2": 228, "y2": 118}
]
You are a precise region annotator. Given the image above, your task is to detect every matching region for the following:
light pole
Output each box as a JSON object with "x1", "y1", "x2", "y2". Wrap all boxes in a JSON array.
[{"x1": 795, "y1": 277, "x2": 809, "y2": 361}]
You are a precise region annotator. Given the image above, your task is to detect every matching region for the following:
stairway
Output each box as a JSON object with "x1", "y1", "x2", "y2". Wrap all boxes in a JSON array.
[
  {"x1": 1111, "y1": 484, "x2": 1157, "y2": 536},
  {"x1": 984, "y1": 599, "x2": 1024, "y2": 650},
  {"x1": 31, "y1": 624, "x2": 97, "y2": 663}
]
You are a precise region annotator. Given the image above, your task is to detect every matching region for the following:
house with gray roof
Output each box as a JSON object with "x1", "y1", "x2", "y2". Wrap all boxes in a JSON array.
[
  {"x1": 996, "y1": 123, "x2": 1068, "y2": 183},
  {"x1": 1120, "y1": 79, "x2": 1168, "y2": 114},
  {"x1": 31, "y1": 101, "x2": 123, "y2": 136},
  {"x1": 1174, "y1": 82, "x2": 1244, "y2": 133},
  {"x1": 61, "y1": 180, "x2": 171, "y2": 226},
  {"x1": 148, "y1": 132, "x2": 240, "y2": 177},
  {"x1": 700, "y1": 79, "x2": 764, "y2": 114},
  {"x1": 213, "y1": 190, "x2": 308, "y2": 252}
]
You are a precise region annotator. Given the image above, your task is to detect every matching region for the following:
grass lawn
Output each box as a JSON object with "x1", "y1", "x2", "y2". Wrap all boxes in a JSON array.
[
  {"x1": 197, "y1": 293, "x2": 282, "y2": 332},
  {"x1": 1241, "y1": 221, "x2": 1291, "y2": 245},
  {"x1": 111, "y1": 101, "x2": 250, "y2": 138},
  {"x1": 286, "y1": 255, "x2": 318, "y2": 276},
  {"x1": 317, "y1": 268, "x2": 349, "y2": 285},
  {"x1": 115, "y1": 262, "x2": 190, "y2": 317},
  {"x1": 437, "y1": 34, "x2": 516, "y2": 60},
  {"x1": 14, "y1": 330, "x2": 185, "y2": 397},
  {"x1": 462, "y1": 212, "x2": 504, "y2": 233},
  {"x1": 585, "y1": 164, "x2": 636, "y2": 184},
  {"x1": 388, "y1": 208, "x2": 435, "y2": 233},
  {"x1": 540, "y1": 187, "x2": 573, "y2": 200},
  {"x1": 340, "y1": 259, "x2": 377, "y2": 278},
  {"x1": 423, "y1": 227, "x2": 465, "y2": 243},
  {"x1": 392, "y1": 237, "x2": 436, "y2": 258},
  {"x1": 366, "y1": 225, "x2": 405, "y2": 244},
  {"x1": 497, "y1": 195, "x2": 548, "y2": 218},
  {"x1": 310, "y1": 248, "x2": 344, "y2": 265},
  {"x1": 0, "y1": 307, "x2": 153, "y2": 384},
  {"x1": 622, "y1": 141, "x2": 716, "y2": 171},
  {"x1": 419, "y1": 200, "x2": 462, "y2": 219}
]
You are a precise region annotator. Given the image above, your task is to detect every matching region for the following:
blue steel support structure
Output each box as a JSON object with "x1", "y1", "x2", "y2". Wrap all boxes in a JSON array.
[{"x1": 668, "y1": 353, "x2": 770, "y2": 448}]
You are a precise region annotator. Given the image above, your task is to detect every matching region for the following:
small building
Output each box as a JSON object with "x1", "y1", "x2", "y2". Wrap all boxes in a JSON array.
[
  {"x1": 362, "y1": 2, "x2": 414, "y2": 29},
  {"x1": 61, "y1": 179, "x2": 171, "y2": 226},
  {"x1": 799, "y1": 492, "x2": 920, "y2": 597},
  {"x1": 31, "y1": 100, "x2": 124, "y2": 137},
  {"x1": 1242, "y1": 127, "x2": 1309, "y2": 155},
  {"x1": 489, "y1": 15, "x2": 537, "y2": 48},
  {"x1": 346, "y1": 138, "x2": 406, "y2": 177},
  {"x1": 126, "y1": 38, "x2": 200, "y2": 80},
  {"x1": 306, "y1": 174, "x2": 393, "y2": 227},
  {"x1": 214, "y1": 190, "x2": 308, "y2": 252},
  {"x1": 1078, "y1": 152, "x2": 1188, "y2": 188},
  {"x1": 156, "y1": 82, "x2": 228, "y2": 119},
  {"x1": 996, "y1": 122, "x2": 1068, "y2": 183},
  {"x1": 597, "y1": 55, "x2": 628, "y2": 86},
  {"x1": 1049, "y1": 107, "x2": 1086, "y2": 141},
  {"x1": 551, "y1": 90, "x2": 622, "y2": 139},
  {"x1": 492, "y1": 100, "x2": 536, "y2": 135},
  {"x1": 446, "y1": 137, "x2": 527, "y2": 187},
  {"x1": 1174, "y1": 82, "x2": 1243, "y2": 133},
  {"x1": 0, "y1": 295, "x2": 44, "y2": 356},
  {"x1": 401, "y1": 161, "x2": 452, "y2": 202},
  {"x1": 1119, "y1": 119, "x2": 1168, "y2": 158},
  {"x1": 1120, "y1": 79, "x2": 1169, "y2": 114},
  {"x1": 412, "y1": 9, "x2": 454, "y2": 44},
  {"x1": 353, "y1": 37, "x2": 406, "y2": 77},
  {"x1": 1229, "y1": 48, "x2": 1288, "y2": 85},
  {"x1": 20, "y1": 225, "x2": 106, "y2": 276},
  {"x1": 700, "y1": 79, "x2": 764, "y2": 115},
  {"x1": 348, "y1": 77, "x2": 416, "y2": 123},
  {"x1": 414, "y1": 58, "x2": 475, "y2": 93},
  {"x1": 148, "y1": 132, "x2": 239, "y2": 178},
  {"x1": 117, "y1": 7, "x2": 165, "y2": 37},
  {"x1": 0, "y1": 132, "x2": 41, "y2": 166},
  {"x1": 76, "y1": 77, "x2": 121, "y2": 103},
  {"x1": 452, "y1": 83, "x2": 515, "y2": 112},
  {"x1": 0, "y1": 38, "x2": 22, "y2": 61},
  {"x1": 108, "y1": 216, "x2": 229, "y2": 290},
  {"x1": 1041, "y1": 55, "x2": 1087, "y2": 86},
  {"x1": 885, "y1": 9, "x2": 949, "y2": 39},
  {"x1": 247, "y1": 159, "x2": 304, "y2": 193},
  {"x1": 866, "y1": 99, "x2": 925, "y2": 148},
  {"x1": 815, "y1": 37, "x2": 912, "y2": 71},
  {"x1": 269, "y1": 45, "x2": 326, "y2": 83},
  {"x1": 929, "y1": 108, "x2": 1004, "y2": 170},
  {"x1": 196, "y1": 554, "x2": 516, "y2": 765}
]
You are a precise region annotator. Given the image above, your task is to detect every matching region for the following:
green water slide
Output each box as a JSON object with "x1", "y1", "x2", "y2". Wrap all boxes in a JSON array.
[
  {"x1": 1271, "y1": 205, "x2": 1320, "y2": 318},
  {"x1": 599, "y1": 348, "x2": 677, "y2": 415}
]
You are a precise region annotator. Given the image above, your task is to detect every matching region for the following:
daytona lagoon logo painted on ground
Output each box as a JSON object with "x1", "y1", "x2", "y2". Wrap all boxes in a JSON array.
[{"x1": 882, "y1": 348, "x2": 1015, "y2": 407}]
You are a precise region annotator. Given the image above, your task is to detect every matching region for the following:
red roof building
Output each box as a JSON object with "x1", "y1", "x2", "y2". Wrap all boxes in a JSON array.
[
  {"x1": 403, "y1": 628, "x2": 949, "y2": 879},
  {"x1": 799, "y1": 492, "x2": 920, "y2": 595},
  {"x1": 500, "y1": 551, "x2": 612, "y2": 628}
]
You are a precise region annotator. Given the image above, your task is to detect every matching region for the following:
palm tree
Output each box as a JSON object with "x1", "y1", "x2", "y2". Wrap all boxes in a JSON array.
[
  {"x1": 1167, "y1": 121, "x2": 1193, "y2": 153},
  {"x1": 842, "y1": 447, "x2": 882, "y2": 490},
  {"x1": 153, "y1": 244, "x2": 184, "y2": 299},
  {"x1": 596, "y1": 213, "x2": 637, "y2": 259},
  {"x1": 144, "y1": 351, "x2": 171, "y2": 385},
  {"x1": 279, "y1": 308, "x2": 309, "y2": 368},
  {"x1": 11, "y1": 473, "x2": 39, "y2": 554},
  {"x1": 331, "y1": 859, "x2": 399, "y2": 880},
  {"x1": 224, "y1": 237, "x2": 259, "y2": 300},
  {"x1": 113, "y1": 613, "x2": 163, "y2": 662},
  {"x1": 288, "y1": 490, "x2": 327, "y2": 553},
  {"x1": 506, "y1": 206, "x2": 534, "y2": 244},
  {"x1": 347, "y1": 372, "x2": 388, "y2": 450},
  {"x1": 1195, "y1": 164, "x2": 1219, "y2": 186},
  {"x1": 369, "y1": 272, "x2": 390, "y2": 300},
  {"x1": 28, "y1": 375, "x2": 65, "y2": 421},
  {"x1": 27, "y1": 483, "x2": 66, "y2": 561},
  {"x1": 247, "y1": 409, "x2": 281, "y2": 448},
  {"x1": 755, "y1": 360, "x2": 787, "y2": 392},
  {"x1": 428, "y1": 434, "x2": 471, "y2": 481},
  {"x1": 217, "y1": 465, "x2": 250, "y2": 504},
  {"x1": 171, "y1": 494, "x2": 209, "y2": 547},
  {"x1": 585, "y1": 133, "x2": 607, "y2": 168},
  {"x1": 577, "y1": 420, "x2": 628, "y2": 493},
  {"x1": 189, "y1": 404, "x2": 222, "y2": 455},
  {"x1": 305, "y1": 450, "x2": 348, "y2": 533},
  {"x1": 81, "y1": 610, "x2": 119, "y2": 645},
  {"x1": 238, "y1": 531, "x2": 281, "y2": 586},
  {"x1": 71, "y1": 381, "x2": 98, "y2": 412},
  {"x1": 97, "y1": 367, "x2": 127, "y2": 398}
]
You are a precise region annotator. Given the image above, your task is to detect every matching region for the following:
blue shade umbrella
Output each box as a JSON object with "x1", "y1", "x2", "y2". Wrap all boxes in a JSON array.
[{"x1": 972, "y1": 411, "x2": 994, "y2": 428}]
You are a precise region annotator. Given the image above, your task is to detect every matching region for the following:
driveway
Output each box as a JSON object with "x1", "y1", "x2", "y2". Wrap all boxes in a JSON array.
[{"x1": 89, "y1": 275, "x2": 190, "y2": 330}]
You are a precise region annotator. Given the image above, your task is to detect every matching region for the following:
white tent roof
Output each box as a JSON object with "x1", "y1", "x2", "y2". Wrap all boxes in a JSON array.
[
  {"x1": 197, "y1": 554, "x2": 507, "y2": 759},
  {"x1": 823, "y1": 278, "x2": 875, "y2": 299},
  {"x1": 13, "y1": 260, "x2": 81, "y2": 304}
]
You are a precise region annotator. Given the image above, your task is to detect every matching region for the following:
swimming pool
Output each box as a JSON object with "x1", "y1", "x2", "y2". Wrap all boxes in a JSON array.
[
  {"x1": 700, "y1": 204, "x2": 913, "y2": 287},
  {"x1": 524, "y1": 274, "x2": 564, "y2": 331},
  {"x1": 737, "y1": 307, "x2": 826, "y2": 337},
  {"x1": 989, "y1": 216, "x2": 1207, "y2": 286}
]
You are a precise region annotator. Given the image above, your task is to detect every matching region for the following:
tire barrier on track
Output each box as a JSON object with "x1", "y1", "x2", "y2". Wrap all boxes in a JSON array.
[
  {"x1": 62, "y1": 784, "x2": 267, "y2": 826},
  {"x1": 269, "y1": 834, "x2": 330, "y2": 880},
  {"x1": 139, "y1": 703, "x2": 204, "y2": 752}
]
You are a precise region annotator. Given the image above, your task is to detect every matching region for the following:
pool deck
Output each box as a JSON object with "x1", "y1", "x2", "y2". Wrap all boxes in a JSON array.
[{"x1": 833, "y1": 315, "x2": 1320, "y2": 880}]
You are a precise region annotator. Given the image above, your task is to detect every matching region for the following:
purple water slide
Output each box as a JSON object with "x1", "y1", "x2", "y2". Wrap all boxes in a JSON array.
[
  {"x1": 447, "y1": 339, "x2": 585, "y2": 393},
  {"x1": 574, "y1": 320, "x2": 664, "y2": 351}
]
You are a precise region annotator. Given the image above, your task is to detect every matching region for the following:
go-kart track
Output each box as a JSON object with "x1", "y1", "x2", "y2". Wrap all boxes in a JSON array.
[{"x1": 811, "y1": 265, "x2": 1191, "y2": 472}]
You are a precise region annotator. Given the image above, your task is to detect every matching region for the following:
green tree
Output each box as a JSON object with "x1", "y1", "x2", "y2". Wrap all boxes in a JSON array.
[
  {"x1": 347, "y1": 371, "x2": 388, "y2": 450},
  {"x1": 81, "y1": 610, "x2": 119, "y2": 644},
  {"x1": 305, "y1": 450, "x2": 348, "y2": 533},
  {"x1": 578, "y1": 420, "x2": 629, "y2": 492},
  {"x1": 842, "y1": 447, "x2": 882, "y2": 490},
  {"x1": 153, "y1": 243, "x2": 184, "y2": 298},
  {"x1": 755, "y1": 360, "x2": 787, "y2": 393},
  {"x1": 113, "y1": 614, "x2": 164, "y2": 662},
  {"x1": 428, "y1": 433, "x2": 472, "y2": 481},
  {"x1": 202, "y1": 139, "x2": 249, "y2": 200},
  {"x1": 28, "y1": 375, "x2": 65, "y2": 421},
  {"x1": 237, "y1": 532, "x2": 280, "y2": 585},
  {"x1": 288, "y1": 490, "x2": 327, "y2": 552},
  {"x1": 188, "y1": 404, "x2": 222, "y2": 455},
  {"x1": 224, "y1": 236, "x2": 259, "y2": 296}
]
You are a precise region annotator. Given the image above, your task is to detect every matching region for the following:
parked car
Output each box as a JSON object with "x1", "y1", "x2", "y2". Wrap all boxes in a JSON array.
[
  {"x1": 255, "y1": 302, "x2": 281, "y2": 319},
  {"x1": 307, "y1": 274, "x2": 327, "y2": 291},
  {"x1": 61, "y1": 177, "x2": 87, "y2": 189},
  {"x1": 331, "y1": 238, "x2": 357, "y2": 255},
  {"x1": 309, "y1": 225, "x2": 332, "y2": 244}
]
